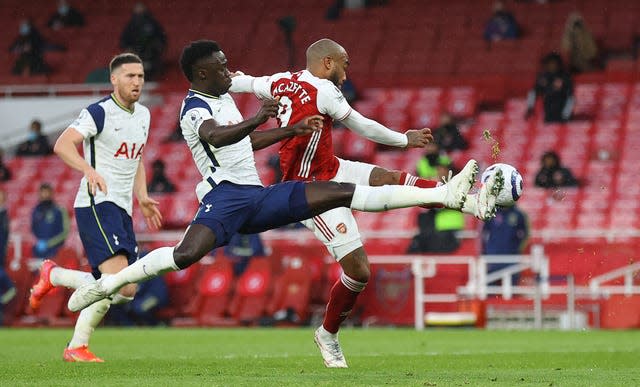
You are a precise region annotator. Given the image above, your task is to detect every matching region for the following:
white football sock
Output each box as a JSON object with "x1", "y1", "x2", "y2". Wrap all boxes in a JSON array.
[
  {"x1": 68, "y1": 298, "x2": 110, "y2": 349},
  {"x1": 50, "y1": 267, "x2": 95, "y2": 289},
  {"x1": 350, "y1": 184, "x2": 447, "y2": 212},
  {"x1": 100, "y1": 247, "x2": 178, "y2": 295}
]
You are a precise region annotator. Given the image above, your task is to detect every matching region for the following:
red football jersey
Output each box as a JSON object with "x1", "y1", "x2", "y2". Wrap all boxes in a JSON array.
[{"x1": 253, "y1": 70, "x2": 352, "y2": 182}]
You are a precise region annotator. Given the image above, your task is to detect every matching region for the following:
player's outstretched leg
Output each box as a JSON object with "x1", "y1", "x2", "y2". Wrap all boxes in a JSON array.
[
  {"x1": 307, "y1": 159, "x2": 478, "y2": 214},
  {"x1": 30, "y1": 260, "x2": 96, "y2": 310},
  {"x1": 462, "y1": 168, "x2": 505, "y2": 220},
  {"x1": 68, "y1": 226, "x2": 214, "y2": 312},
  {"x1": 69, "y1": 160, "x2": 479, "y2": 312}
]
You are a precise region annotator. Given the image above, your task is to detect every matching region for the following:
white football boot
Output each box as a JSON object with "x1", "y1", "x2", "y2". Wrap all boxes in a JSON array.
[
  {"x1": 314, "y1": 326, "x2": 348, "y2": 368},
  {"x1": 463, "y1": 167, "x2": 505, "y2": 220},
  {"x1": 440, "y1": 159, "x2": 479, "y2": 210},
  {"x1": 68, "y1": 279, "x2": 108, "y2": 312}
]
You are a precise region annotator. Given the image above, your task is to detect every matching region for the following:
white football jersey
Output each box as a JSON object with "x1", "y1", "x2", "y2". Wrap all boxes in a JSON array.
[
  {"x1": 179, "y1": 89, "x2": 262, "y2": 202},
  {"x1": 71, "y1": 95, "x2": 150, "y2": 215}
]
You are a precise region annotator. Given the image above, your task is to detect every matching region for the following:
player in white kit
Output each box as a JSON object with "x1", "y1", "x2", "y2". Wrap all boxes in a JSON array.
[
  {"x1": 29, "y1": 53, "x2": 162, "y2": 362},
  {"x1": 66, "y1": 40, "x2": 481, "y2": 335}
]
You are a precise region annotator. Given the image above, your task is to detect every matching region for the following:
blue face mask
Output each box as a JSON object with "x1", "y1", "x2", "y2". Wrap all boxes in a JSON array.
[
  {"x1": 19, "y1": 22, "x2": 30, "y2": 36},
  {"x1": 59, "y1": 5, "x2": 70, "y2": 15},
  {"x1": 28, "y1": 132, "x2": 38, "y2": 141}
]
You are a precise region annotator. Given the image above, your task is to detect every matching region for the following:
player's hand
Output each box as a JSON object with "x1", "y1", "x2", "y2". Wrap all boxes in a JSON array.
[
  {"x1": 139, "y1": 196, "x2": 162, "y2": 230},
  {"x1": 254, "y1": 97, "x2": 280, "y2": 124},
  {"x1": 84, "y1": 167, "x2": 107, "y2": 196},
  {"x1": 291, "y1": 115, "x2": 324, "y2": 136},
  {"x1": 405, "y1": 128, "x2": 434, "y2": 148},
  {"x1": 229, "y1": 71, "x2": 244, "y2": 78}
]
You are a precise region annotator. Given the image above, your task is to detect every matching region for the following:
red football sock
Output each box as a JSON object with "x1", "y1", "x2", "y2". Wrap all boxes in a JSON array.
[
  {"x1": 399, "y1": 171, "x2": 438, "y2": 188},
  {"x1": 399, "y1": 172, "x2": 444, "y2": 208},
  {"x1": 323, "y1": 273, "x2": 366, "y2": 334}
]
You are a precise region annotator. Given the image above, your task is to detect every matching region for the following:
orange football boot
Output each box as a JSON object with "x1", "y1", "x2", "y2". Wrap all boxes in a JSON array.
[
  {"x1": 63, "y1": 346, "x2": 105, "y2": 363},
  {"x1": 29, "y1": 259, "x2": 57, "y2": 310}
]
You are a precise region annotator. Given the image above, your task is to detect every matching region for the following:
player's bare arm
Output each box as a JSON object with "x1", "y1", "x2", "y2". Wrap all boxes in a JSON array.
[
  {"x1": 54, "y1": 127, "x2": 107, "y2": 196},
  {"x1": 249, "y1": 115, "x2": 324, "y2": 151},
  {"x1": 133, "y1": 159, "x2": 162, "y2": 230},
  {"x1": 198, "y1": 98, "x2": 279, "y2": 147}
]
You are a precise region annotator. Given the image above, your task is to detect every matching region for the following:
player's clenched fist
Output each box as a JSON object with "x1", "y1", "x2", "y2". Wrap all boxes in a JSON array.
[
  {"x1": 255, "y1": 98, "x2": 280, "y2": 124},
  {"x1": 405, "y1": 128, "x2": 434, "y2": 148}
]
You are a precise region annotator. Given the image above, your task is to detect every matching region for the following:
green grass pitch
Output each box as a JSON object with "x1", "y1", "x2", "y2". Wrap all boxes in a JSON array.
[{"x1": 0, "y1": 328, "x2": 638, "y2": 386}]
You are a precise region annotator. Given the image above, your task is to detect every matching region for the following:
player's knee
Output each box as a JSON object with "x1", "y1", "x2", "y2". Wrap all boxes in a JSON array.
[
  {"x1": 118, "y1": 283, "x2": 137, "y2": 299},
  {"x1": 350, "y1": 262, "x2": 370, "y2": 283},
  {"x1": 340, "y1": 250, "x2": 370, "y2": 283},
  {"x1": 173, "y1": 245, "x2": 201, "y2": 270}
]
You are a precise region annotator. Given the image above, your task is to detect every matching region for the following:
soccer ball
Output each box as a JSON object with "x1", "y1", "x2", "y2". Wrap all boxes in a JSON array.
[{"x1": 481, "y1": 163, "x2": 523, "y2": 207}]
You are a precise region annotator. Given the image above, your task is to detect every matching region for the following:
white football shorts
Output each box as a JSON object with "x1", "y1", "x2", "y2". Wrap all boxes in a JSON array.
[{"x1": 301, "y1": 158, "x2": 376, "y2": 260}]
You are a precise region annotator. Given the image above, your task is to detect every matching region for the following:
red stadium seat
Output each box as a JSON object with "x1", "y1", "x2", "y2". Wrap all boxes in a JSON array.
[
  {"x1": 266, "y1": 267, "x2": 312, "y2": 324},
  {"x1": 156, "y1": 262, "x2": 202, "y2": 321},
  {"x1": 227, "y1": 259, "x2": 272, "y2": 324},
  {"x1": 172, "y1": 257, "x2": 236, "y2": 327}
]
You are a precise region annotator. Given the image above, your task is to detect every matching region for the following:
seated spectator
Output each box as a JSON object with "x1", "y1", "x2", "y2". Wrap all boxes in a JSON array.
[
  {"x1": 525, "y1": 53, "x2": 574, "y2": 123},
  {"x1": 48, "y1": 0, "x2": 84, "y2": 30},
  {"x1": 341, "y1": 78, "x2": 358, "y2": 104},
  {"x1": 120, "y1": 2, "x2": 166, "y2": 80},
  {"x1": 535, "y1": 151, "x2": 578, "y2": 188},
  {"x1": 9, "y1": 19, "x2": 50, "y2": 76},
  {"x1": 408, "y1": 164, "x2": 464, "y2": 253},
  {"x1": 17, "y1": 120, "x2": 53, "y2": 156},
  {"x1": 0, "y1": 150, "x2": 12, "y2": 182},
  {"x1": 0, "y1": 189, "x2": 15, "y2": 325},
  {"x1": 31, "y1": 183, "x2": 69, "y2": 260},
  {"x1": 482, "y1": 205, "x2": 529, "y2": 286},
  {"x1": 416, "y1": 143, "x2": 451, "y2": 180},
  {"x1": 562, "y1": 13, "x2": 599, "y2": 73},
  {"x1": 106, "y1": 275, "x2": 168, "y2": 326},
  {"x1": 224, "y1": 233, "x2": 266, "y2": 276},
  {"x1": 484, "y1": 1, "x2": 519, "y2": 42},
  {"x1": 148, "y1": 159, "x2": 176, "y2": 194},
  {"x1": 434, "y1": 112, "x2": 468, "y2": 152},
  {"x1": 128, "y1": 276, "x2": 169, "y2": 325}
]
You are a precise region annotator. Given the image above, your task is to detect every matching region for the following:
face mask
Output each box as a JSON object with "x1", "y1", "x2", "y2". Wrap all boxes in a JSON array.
[
  {"x1": 426, "y1": 154, "x2": 439, "y2": 165},
  {"x1": 40, "y1": 199, "x2": 53, "y2": 206},
  {"x1": 19, "y1": 22, "x2": 31, "y2": 36},
  {"x1": 28, "y1": 132, "x2": 38, "y2": 141},
  {"x1": 59, "y1": 5, "x2": 70, "y2": 15}
]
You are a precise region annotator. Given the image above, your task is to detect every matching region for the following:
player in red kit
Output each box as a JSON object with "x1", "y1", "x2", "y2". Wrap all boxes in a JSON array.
[{"x1": 231, "y1": 38, "x2": 503, "y2": 368}]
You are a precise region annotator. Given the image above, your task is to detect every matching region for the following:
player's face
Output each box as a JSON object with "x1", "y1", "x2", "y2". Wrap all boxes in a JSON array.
[
  {"x1": 328, "y1": 51, "x2": 349, "y2": 88},
  {"x1": 199, "y1": 51, "x2": 232, "y2": 95},
  {"x1": 111, "y1": 63, "x2": 145, "y2": 104}
]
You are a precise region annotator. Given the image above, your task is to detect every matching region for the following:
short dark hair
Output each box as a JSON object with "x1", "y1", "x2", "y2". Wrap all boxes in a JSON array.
[
  {"x1": 39, "y1": 182, "x2": 53, "y2": 191},
  {"x1": 541, "y1": 52, "x2": 563, "y2": 67},
  {"x1": 109, "y1": 53, "x2": 142, "y2": 73},
  {"x1": 180, "y1": 40, "x2": 222, "y2": 82}
]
